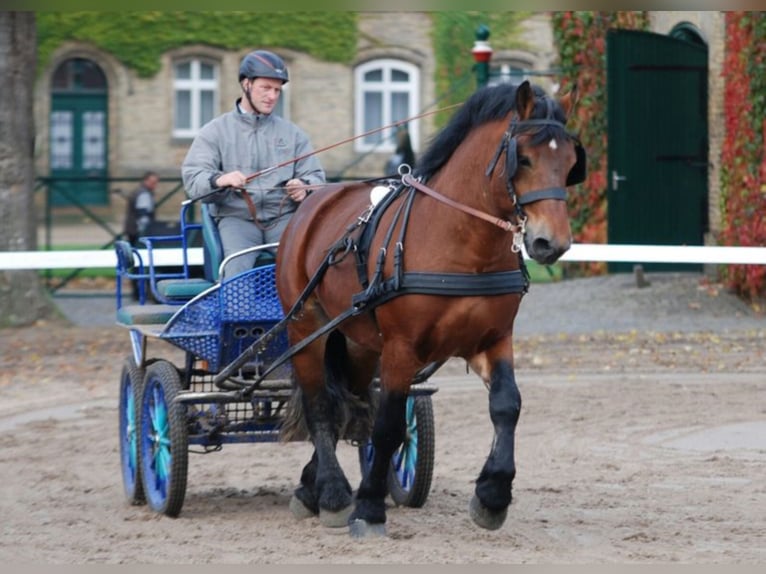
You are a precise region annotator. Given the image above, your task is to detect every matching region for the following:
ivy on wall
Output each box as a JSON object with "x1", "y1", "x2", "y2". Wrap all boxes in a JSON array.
[
  {"x1": 37, "y1": 12, "x2": 358, "y2": 76},
  {"x1": 551, "y1": 11, "x2": 649, "y2": 275},
  {"x1": 720, "y1": 12, "x2": 766, "y2": 299},
  {"x1": 37, "y1": 11, "x2": 526, "y2": 129},
  {"x1": 431, "y1": 12, "x2": 531, "y2": 127}
]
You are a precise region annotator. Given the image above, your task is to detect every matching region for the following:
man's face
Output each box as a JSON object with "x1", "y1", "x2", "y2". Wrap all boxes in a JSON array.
[{"x1": 244, "y1": 77, "x2": 283, "y2": 114}]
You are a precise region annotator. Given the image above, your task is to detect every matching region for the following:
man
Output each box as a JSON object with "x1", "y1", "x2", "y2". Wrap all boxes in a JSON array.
[
  {"x1": 182, "y1": 49, "x2": 325, "y2": 279},
  {"x1": 124, "y1": 171, "x2": 159, "y2": 245},
  {"x1": 123, "y1": 171, "x2": 159, "y2": 300}
]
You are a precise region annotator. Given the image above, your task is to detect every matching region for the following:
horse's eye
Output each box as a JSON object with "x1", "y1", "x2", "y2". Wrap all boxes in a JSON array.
[{"x1": 518, "y1": 155, "x2": 532, "y2": 168}]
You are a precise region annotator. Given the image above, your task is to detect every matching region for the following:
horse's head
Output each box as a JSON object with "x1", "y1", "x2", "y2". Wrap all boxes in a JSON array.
[{"x1": 489, "y1": 81, "x2": 585, "y2": 265}]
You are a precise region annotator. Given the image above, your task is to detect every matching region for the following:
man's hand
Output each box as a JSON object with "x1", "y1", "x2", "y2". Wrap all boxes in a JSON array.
[
  {"x1": 284, "y1": 178, "x2": 312, "y2": 202},
  {"x1": 215, "y1": 171, "x2": 248, "y2": 189}
]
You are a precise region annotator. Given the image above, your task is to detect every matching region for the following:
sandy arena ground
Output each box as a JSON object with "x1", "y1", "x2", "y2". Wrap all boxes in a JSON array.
[{"x1": 0, "y1": 274, "x2": 764, "y2": 563}]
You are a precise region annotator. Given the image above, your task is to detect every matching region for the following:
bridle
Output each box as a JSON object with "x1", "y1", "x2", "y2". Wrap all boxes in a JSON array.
[{"x1": 485, "y1": 98, "x2": 578, "y2": 215}]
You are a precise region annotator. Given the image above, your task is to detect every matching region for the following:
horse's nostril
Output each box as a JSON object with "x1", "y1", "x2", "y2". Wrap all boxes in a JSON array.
[
  {"x1": 532, "y1": 237, "x2": 552, "y2": 254},
  {"x1": 529, "y1": 236, "x2": 568, "y2": 265}
]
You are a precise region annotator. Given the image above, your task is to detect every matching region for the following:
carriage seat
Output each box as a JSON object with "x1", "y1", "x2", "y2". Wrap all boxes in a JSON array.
[
  {"x1": 116, "y1": 303, "x2": 179, "y2": 326},
  {"x1": 155, "y1": 277, "x2": 214, "y2": 300},
  {"x1": 151, "y1": 202, "x2": 222, "y2": 301},
  {"x1": 201, "y1": 202, "x2": 224, "y2": 282},
  {"x1": 142, "y1": 203, "x2": 276, "y2": 304},
  {"x1": 198, "y1": 202, "x2": 276, "y2": 280}
]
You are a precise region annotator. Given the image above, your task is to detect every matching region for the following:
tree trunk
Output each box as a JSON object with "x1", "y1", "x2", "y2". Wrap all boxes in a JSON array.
[{"x1": 0, "y1": 12, "x2": 56, "y2": 327}]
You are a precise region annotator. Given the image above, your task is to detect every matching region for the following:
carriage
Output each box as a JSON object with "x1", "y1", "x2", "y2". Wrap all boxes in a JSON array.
[{"x1": 115, "y1": 199, "x2": 437, "y2": 518}]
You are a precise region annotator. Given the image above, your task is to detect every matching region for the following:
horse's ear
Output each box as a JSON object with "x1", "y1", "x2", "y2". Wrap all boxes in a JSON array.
[
  {"x1": 558, "y1": 82, "x2": 579, "y2": 120},
  {"x1": 515, "y1": 80, "x2": 535, "y2": 120}
]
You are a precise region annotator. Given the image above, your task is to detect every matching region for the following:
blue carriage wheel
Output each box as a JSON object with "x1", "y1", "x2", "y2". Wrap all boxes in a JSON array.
[
  {"x1": 119, "y1": 357, "x2": 145, "y2": 505},
  {"x1": 139, "y1": 360, "x2": 188, "y2": 517},
  {"x1": 387, "y1": 395, "x2": 435, "y2": 508},
  {"x1": 357, "y1": 394, "x2": 435, "y2": 508}
]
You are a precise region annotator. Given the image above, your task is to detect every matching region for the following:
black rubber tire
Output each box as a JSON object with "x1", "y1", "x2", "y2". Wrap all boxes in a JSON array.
[
  {"x1": 118, "y1": 356, "x2": 145, "y2": 505},
  {"x1": 138, "y1": 360, "x2": 188, "y2": 517},
  {"x1": 357, "y1": 394, "x2": 435, "y2": 508}
]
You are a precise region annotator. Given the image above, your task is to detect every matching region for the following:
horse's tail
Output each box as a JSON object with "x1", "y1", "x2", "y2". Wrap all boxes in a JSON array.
[{"x1": 279, "y1": 330, "x2": 375, "y2": 443}]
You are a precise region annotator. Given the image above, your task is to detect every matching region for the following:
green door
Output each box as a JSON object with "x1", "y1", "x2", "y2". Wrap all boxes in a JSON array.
[
  {"x1": 607, "y1": 29, "x2": 708, "y2": 272},
  {"x1": 49, "y1": 58, "x2": 108, "y2": 206}
]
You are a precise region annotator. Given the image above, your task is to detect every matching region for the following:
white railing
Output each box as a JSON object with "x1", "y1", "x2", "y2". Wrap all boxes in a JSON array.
[
  {"x1": 1, "y1": 244, "x2": 766, "y2": 270},
  {"x1": 0, "y1": 248, "x2": 203, "y2": 270}
]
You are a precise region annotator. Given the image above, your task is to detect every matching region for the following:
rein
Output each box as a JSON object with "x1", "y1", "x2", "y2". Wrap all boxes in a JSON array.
[
  {"x1": 242, "y1": 102, "x2": 463, "y2": 186},
  {"x1": 401, "y1": 173, "x2": 520, "y2": 233}
]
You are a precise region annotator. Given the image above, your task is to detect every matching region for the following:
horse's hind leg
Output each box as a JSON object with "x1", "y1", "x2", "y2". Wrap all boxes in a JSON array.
[
  {"x1": 289, "y1": 450, "x2": 319, "y2": 518},
  {"x1": 289, "y1": 388, "x2": 354, "y2": 527},
  {"x1": 349, "y1": 387, "x2": 407, "y2": 537},
  {"x1": 470, "y1": 355, "x2": 521, "y2": 530},
  {"x1": 289, "y1": 331, "x2": 355, "y2": 527}
]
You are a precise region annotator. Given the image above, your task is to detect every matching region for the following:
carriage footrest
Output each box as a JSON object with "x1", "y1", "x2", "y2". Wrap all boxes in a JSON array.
[
  {"x1": 157, "y1": 278, "x2": 215, "y2": 300},
  {"x1": 116, "y1": 304, "x2": 179, "y2": 326},
  {"x1": 174, "y1": 390, "x2": 244, "y2": 404}
]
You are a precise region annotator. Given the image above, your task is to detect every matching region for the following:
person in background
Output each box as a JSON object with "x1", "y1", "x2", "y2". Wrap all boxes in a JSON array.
[
  {"x1": 123, "y1": 171, "x2": 159, "y2": 300},
  {"x1": 384, "y1": 125, "x2": 416, "y2": 176},
  {"x1": 182, "y1": 49, "x2": 325, "y2": 279}
]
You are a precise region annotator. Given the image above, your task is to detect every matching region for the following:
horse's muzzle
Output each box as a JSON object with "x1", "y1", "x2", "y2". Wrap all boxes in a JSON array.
[{"x1": 526, "y1": 235, "x2": 570, "y2": 266}]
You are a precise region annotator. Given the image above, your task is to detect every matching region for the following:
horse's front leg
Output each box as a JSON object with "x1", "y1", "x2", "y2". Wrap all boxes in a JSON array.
[
  {"x1": 469, "y1": 342, "x2": 521, "y2": 530},
  {"x1": 348, "y1": 388, "x2": 407, "y2": 537}
]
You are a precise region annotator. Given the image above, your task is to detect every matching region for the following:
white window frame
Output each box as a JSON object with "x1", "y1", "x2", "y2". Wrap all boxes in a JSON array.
[
  {"x1": 490, "y1": 62, "x2": 532, "y2": 86},
  {"x1": 172, "y1": 58, "x2": 219, "y2": 138},
  {"x1": 354, "y1": 59, "x2": 420, "y2": 153},
  {"x1": 273, "y1": 82, "x2": 289, "y2": 120}
]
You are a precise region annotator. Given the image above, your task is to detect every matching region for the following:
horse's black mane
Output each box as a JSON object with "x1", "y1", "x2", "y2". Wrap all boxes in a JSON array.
[{"x1": 413, "y1": 83, "x2": 570, "y2": 180}]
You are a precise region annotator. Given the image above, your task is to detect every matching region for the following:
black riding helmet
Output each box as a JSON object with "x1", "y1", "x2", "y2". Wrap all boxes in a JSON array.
[{"x1": 238, "y1": 50, "x2": 289, "y2": 84}]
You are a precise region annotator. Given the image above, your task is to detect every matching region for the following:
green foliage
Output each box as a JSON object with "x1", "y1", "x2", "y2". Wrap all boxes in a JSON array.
[
  {"x1": 37, "y1": 12, "x2": 358, "y2": 77},
  {"x1": 431, "y1": 12, "x2": 531, "y2": 127},
  {"x1": 526, "y1": 261, "x2": 563, "y2": 283}
]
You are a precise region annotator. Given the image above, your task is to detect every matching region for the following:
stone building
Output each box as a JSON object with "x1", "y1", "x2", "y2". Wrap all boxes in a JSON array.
[
  {"x1": 32, "y1": 11, "x2": 731, "y2": 250},
  {"x1": 33, "y1": 12, "x2": 552, "y2": 223}
]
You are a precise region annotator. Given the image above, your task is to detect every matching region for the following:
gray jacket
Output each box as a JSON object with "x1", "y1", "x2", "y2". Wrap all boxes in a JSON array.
[{"x1": 182, "y1": 100, "x2": 325, "y2": 222}]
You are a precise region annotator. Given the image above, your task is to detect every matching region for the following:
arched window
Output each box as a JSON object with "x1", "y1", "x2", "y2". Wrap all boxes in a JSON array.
[
  {"x1": 173, "y1": 58, "x2": 219, "y2": 138},
  {"x1": 354, "y1": 59, "x2": 420, "y2": 153},
  {"x1": 489, "y1": 52, "x2": 536, "y2": 86},
  {"x1": 51, "y1": 57, "x2": 107, "y2": 93},
  {"x1": 491, "y1": 62, "x2": 531, "y2": 85},
  {"x1": 670, "y1": 22, "x2": 706, "y2": 47}
]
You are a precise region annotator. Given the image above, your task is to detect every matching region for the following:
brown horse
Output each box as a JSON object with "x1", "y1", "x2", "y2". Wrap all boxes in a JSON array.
[{"x1": 276, "y1": 80, "x2": 585, "y2": 536}]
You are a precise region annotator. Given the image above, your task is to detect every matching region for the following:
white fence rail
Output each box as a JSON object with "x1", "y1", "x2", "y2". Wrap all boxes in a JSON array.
[
  {"x1": 0, "y1": 248, "x2": 203, "y2": 270},
  {"x1": 1, "y1": 244, "x2": 766, "y2": 271}
]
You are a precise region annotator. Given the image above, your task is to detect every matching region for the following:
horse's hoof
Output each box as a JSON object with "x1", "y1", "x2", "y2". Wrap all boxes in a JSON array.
[
  {"x1": 469, "y1": 494, "x2": 508, "y2": 530},
  {"x1": 319, "y1": 505, "x2": 353, "y2": 528},
  {"x1": 348, "y1": 518, "x2": 387, "y2": 538},
  {"x1": 289, "y1": 494, "x2": 317, "y2": 520}
]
